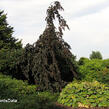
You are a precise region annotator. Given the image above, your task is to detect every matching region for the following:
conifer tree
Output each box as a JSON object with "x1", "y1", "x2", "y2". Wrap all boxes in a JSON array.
[
  {"x1": 0, "y1": 10, "x2": 23, "y2": 77},
  {"x1": 0, "y1": 11, "x2": 21, "y2": 49}
]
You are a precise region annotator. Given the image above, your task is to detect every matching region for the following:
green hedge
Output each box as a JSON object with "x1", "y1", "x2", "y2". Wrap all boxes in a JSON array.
[{"x1": 58, "y1": 81, "x2": 109, "y2": 108}]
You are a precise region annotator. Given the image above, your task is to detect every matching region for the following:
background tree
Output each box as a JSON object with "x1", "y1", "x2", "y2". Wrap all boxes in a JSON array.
[
  {"x1": 0, "y1": 10, "x2": 23, "y2": 78},
  {"x1": 18, "y1": 1, "x2": 78, "y2": 92},
  {"x1": 89, "y1": 51, "x2": 102, "y2": 60},
  {"x1": 0, "y1": 11, "x2": 22, "y2": 49}
]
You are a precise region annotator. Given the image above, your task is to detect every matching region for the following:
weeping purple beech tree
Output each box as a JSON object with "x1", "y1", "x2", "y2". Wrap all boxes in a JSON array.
[{"x1": 17, "y1": 1, "x2": 78, "y2": 92}]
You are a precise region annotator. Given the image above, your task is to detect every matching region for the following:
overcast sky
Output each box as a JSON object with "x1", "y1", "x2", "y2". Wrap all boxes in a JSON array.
[{"x1": 0, "y1": 0, "x2": 109, "y2": 59}]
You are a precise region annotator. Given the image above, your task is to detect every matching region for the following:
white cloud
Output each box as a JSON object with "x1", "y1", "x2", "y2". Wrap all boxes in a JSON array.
[{"x1": 63, "y1": 6, "x2": 109, "y2": 59}]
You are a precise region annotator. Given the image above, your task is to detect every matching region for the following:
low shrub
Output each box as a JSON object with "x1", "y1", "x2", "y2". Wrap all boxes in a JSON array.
[
  {"x1": 0, "y1": 73, "x2": 36, "y2": 99},
  {"x1": 58, "y1": 81, "x2": 109, "y2": 108},
  {"x1": 0, "y1": 91, "x2": 59, "y2": 109},
  {"x1": 79, "y1": 59, "x2": 103, "y2": 81},
  {"x1": 97, "y1": 68, "x2": 109, "y2": 85},
  {"x1": 78, "y1": 59, "x2": 109, "y2": 84},
  {"x1": 0, "y1": 73, "x2": 59, "y2": 109}
]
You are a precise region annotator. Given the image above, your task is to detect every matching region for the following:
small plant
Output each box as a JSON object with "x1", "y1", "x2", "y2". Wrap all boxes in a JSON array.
[{"x1": 58, "y1": 81, "x2": 109, "y2": 108}]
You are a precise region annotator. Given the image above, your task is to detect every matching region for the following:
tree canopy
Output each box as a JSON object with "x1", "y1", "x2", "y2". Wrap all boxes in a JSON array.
[{"x1": 90, "y1": 51, "x2": 102, "y2": 60}]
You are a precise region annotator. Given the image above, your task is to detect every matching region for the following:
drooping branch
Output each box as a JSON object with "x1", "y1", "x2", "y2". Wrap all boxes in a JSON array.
[{"x1": 45, "y1": 1, "x2": 69, "y2": 38}]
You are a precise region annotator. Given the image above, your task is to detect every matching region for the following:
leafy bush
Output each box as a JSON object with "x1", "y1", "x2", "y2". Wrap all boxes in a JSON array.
[
  {"x1": 79, "y1": 59, "x2": 103, "y2": 81},
  {"x1": 78, "y1": 59, "x2": 109, "y2": 84},
  {"x1": 0, "y1": 73, "x2": 60, "y2": 109},
  {"x1": 102, "y1": 59, "x2": 109, "y2": 68},
  {"x1": 0, "y1": 73, "x2": 36, "y2": 99},
  {"x1": 0, "y1": 86, "x2": 59, "y2": 109},
  {"x1": 15, "y1": 92, "x2": 59, "y2": 109},
  {"x1": 97, "y1": 67, "x2": 109, "y2": 85},
  {"x1": 58, "y1": 81, "x2": 109, "y2": 108},
  {"x1": 0, "y1": 93, "x2": 59, "y2": 109},
  {"x1": 78, "y1": 57, "x2": 89, "y2": 65}
]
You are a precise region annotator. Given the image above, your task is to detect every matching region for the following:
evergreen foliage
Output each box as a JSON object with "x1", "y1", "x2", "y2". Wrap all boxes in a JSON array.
[
  {"x1": 16, "y1": 44, "x2": 35, "y2": 83},
  {"x1": 0, "y1": 10, "x2": 23, "y2": 78},
  {"x1": 0, "y1": 10, "x2": 22, "y2": 49},
  {"x1": 17, "y1": 1, "x2": 78, "y2": 92}
]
